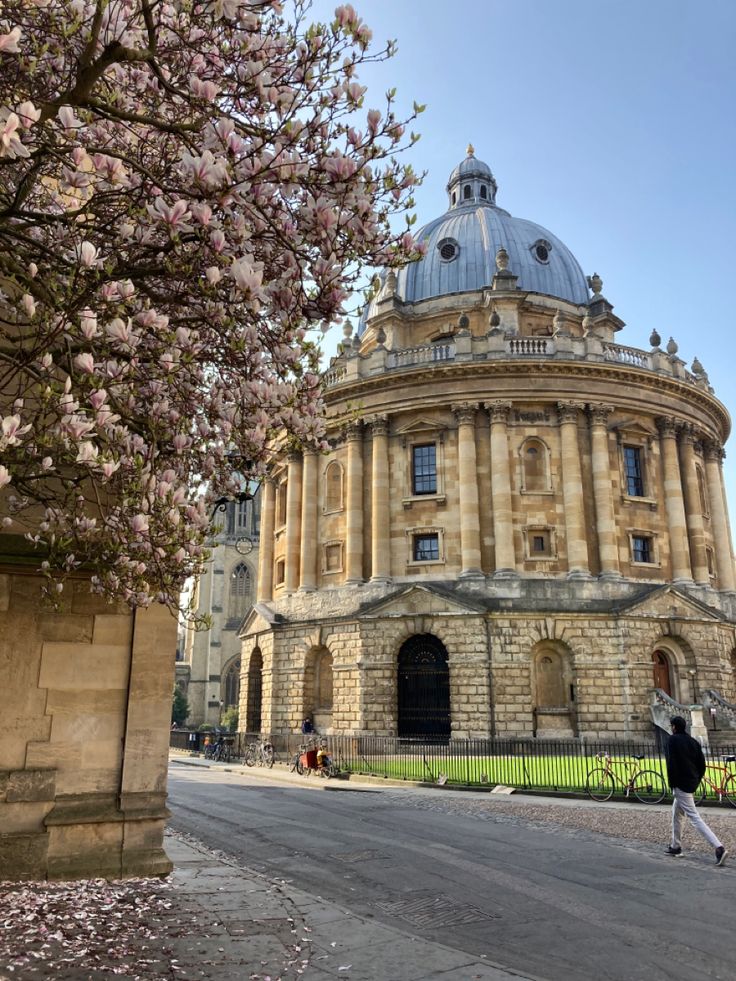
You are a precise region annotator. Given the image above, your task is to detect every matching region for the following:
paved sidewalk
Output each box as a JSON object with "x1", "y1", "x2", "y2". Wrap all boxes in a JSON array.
[{"x1": 167, "y1": 831, "x2": 537, "y2": 981}]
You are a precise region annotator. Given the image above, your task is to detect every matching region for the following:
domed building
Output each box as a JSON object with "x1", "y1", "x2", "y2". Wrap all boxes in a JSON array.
[{"x1": 240, "y1": 147, "x2": 736, "y2": 743}]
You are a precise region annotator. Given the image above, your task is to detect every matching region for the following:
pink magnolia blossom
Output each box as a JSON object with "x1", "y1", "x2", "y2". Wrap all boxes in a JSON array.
[{"x1": 0, "y1": 0, "x2": 423, "y2": 615}]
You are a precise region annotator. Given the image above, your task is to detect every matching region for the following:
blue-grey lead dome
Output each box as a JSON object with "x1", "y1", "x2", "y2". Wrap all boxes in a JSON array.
[{"x1": 396, "y1": 147, "x2": 590, "y2": 308}]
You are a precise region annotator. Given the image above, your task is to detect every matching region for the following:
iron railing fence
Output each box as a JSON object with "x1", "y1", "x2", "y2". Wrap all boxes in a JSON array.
[{"x1": 169, "y1": 730, "x2": 736, "y2": 802}]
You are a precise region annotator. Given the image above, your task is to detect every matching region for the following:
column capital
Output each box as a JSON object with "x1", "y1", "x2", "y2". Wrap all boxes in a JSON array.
[
  {"x1": 344, "y1": 419, "x2": 363, "y2": 442},
  {"x1": 655, "y1": 416, "x2": 679, "y2": 437},
  {"x1": 452, "y1": 402, "x2": 477, "y2": 425},
  {"x1": 557, "y1": 401, "x2": 585, "y2": 425},
  {"x1": 485, "y1": 400, "x2": 512, "y2": 423},
  {"x1": 703, "y1": 438, "x2": 725, "y2": 463},
  {"x1": 588, "y1": 403, "x2": 614, "y2": 427},
  {"x1": 679, "y1": 423, "x2": 702, "y2": 447},
  {"x1": 286, "y1": 449, "x2": 302, "y2": 465},
  {"x1": 369, "y1": 415, "x2": 389, "y2": 437}
]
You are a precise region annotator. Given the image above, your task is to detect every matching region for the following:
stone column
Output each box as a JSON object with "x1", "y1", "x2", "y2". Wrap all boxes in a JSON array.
[
  {"x1": 345, "y1": 421, "x2": 364, "y2": 584},
  {"x1": 704, "y1": 440, "x2": 736, "y2": 592},
  {"x1": 557, "y1": 402, "x2": 590, "y2": 578},
  {"x1": 257, "y1": 478, "x2": 275, "y2": 602},
  {"x1": 370, "y1": 416, "x2": 391, "y2": 583},
  {"x1": 486, "y1": 401, "x2": 515, "y2": 576},
  {"x1": 657, "y1": 418, "x2": 692, "y2": 584},
  {"x1": 284, "y1": 452, "x2": 303, "y2": 594},
  {"x1": 453, "y1": 403, "x2": 483, "y2": 578},
  {"x1": 680, "y1": 427, "x2": 709, "y2": 585},
  {"x1": 589, "y1": 404, "x2": 620, "y2": 579},
  {"x1": 299, "y1": 449, "x2": 318, "y2": 592}
]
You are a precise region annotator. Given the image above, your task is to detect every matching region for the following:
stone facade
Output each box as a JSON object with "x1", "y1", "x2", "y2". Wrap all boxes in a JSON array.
[
  {"x1": 180, "y1": 494, "x2": 260, "y2": 728},
  {"x1": 0, "y1": 562, "x2": 175, "y2": 880},
  {"x1": 240, "y1": 149, "x2": 736, "y2": 743}
]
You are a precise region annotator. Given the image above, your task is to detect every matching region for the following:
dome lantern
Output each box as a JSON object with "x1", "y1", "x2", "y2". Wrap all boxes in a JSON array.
[{"x1": 446, "y1": 144, "x2": 498, "y2": 209}]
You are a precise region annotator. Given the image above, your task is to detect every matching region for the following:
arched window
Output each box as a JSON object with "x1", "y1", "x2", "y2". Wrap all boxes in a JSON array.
[
  {"x1": 696, "y1": 465, "x2": 709, "y2": 515},
  {"x1": 230, "y1": 563, "x2": 252, "y2": 619},
  {"x1": 521, "y1": 438, "x2": 550, "y2": 493},
  {"x1": 652, "y1": 650, "x2": 672, "y2": 697},
  {"x1": 463, "y1": 185, "x2": 472, "y2": 200},
  {"x1": 315, "y1": 650, "x2": 333, "y2": 710},
  {"x1": 480, "y1": 185, "x2": 487, "y2": 199},
  {"x1": 246, "y1": 648, "x2": 263, "y2": 732},
  {"x1": 223, "y1": 658, "x2": 241, "y2": 708},
  {"x1": 324, "y1": 461, "x2": 344, "y2": 512}
]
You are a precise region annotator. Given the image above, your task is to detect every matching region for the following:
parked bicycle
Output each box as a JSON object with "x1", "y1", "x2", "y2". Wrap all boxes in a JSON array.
[
  {"x1": 695, "y1": 755, "x2": 736, "y2": 806},
  {"x1": 245, "y1": 738, "x2": 275, "y2": 768},
  {"x1": 288, "y1": 742, "x2": 309, "y2": 774},
  {"x1": 585, "y1": 752, "x2": 666, "y2": 804},
  {"x1": 205, "y1": 736, "x2": 231, "y2": 763}
]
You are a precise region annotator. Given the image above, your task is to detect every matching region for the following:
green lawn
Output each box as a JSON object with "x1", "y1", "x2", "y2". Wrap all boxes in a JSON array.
[{"x1": 344, "y1": 751, "x2": 670, "y2": 797}]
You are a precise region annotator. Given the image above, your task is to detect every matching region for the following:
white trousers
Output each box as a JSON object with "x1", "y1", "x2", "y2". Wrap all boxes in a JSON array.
[{"x1": 671, "y1": 787, "x2": 722, "y2": 850}]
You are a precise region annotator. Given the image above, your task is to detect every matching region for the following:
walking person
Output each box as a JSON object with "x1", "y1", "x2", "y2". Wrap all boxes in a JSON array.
[{"x1": 665, "y1": 716, "x2": 727, "y2": 866}]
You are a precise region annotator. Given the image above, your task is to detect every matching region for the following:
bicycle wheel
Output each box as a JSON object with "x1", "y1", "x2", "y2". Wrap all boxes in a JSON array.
[
  {"x1": 585, "y1": 767, "x2": 615, "y2": 802},
  {"x1": 722, "y1": 774, "x2": 736, "y2": 808},
  {"x1": 244, "y1": 744, "x2": 257, "y2": 767},
  {"x1": 204, "y1": 745, "x2": 214, "y2": 760},
  {"x1": 264, "y1": 744, "x2": 275, "y2": 769},
  {"x1": 695, "y1": 780, "x2": 708, "y2": 805},
  {"x1": 632, "y1": 770, "x2": 666, "y2": 804},
  {"x1": 288, "y1": 755, "x2": 298, "y2": 773}
]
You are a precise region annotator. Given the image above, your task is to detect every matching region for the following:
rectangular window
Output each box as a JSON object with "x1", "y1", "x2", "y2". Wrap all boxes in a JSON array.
[
  {"x1": 412, "y1": 443, "x2": 437, "y2": 495},
  {"x1": 276, "y1": 481, "x2": 287, "y2": 526},
  {"x1": 623, "y1": 445, "x2": 644, "y2": 497},
  {"x1": 532, "y1": 535, "x2": 547, "y2": 554},
  {"x1": 632, "y1": 535, "x2": 653, "y2": 563},
  {"x1": 413, "y1": 533, "x2": 440, "y2": 562},
  {"x1": 324, "y1": 543, "x2": 342, "y2": 572},
  {"x1": 275, "y1": 558, "x2": 286, "y2": 584},
  {"x1": 236, "y1": 500, "x2": 249, "y2": 529}
]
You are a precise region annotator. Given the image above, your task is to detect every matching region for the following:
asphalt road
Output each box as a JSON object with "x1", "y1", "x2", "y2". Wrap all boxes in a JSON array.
[{"x1": 167, "y1": 765, "x2": 735, "y2": 981}]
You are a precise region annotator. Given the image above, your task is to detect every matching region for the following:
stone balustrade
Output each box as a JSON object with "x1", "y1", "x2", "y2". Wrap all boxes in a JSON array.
[{"x1": 326, "y1": 332, "x2": 713, "y2": 395}]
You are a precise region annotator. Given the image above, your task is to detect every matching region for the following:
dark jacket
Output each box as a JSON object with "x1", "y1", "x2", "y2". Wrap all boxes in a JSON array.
[{"x1": 666, "y1": 731, "x2": 706, "y2": 793}]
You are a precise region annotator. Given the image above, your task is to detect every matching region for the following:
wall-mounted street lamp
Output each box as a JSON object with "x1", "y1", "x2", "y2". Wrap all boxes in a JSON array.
[{"x1": 209, "y1": 455, "x2": 260, "y2": 555}]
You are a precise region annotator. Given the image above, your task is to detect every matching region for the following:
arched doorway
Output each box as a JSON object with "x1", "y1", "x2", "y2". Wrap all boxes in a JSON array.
[
  {"x1": 652, "y1": 650, "x2": 672, "y2": 696},
  {"x1": 531, "y1": 642, "x2": 575, "y2": 737},
  {"x1": 245, "y1": 648, "x2": 263, "y2": 733},
  {"x1": 397, "y1": 635, "x2": 450, "y2": 738}
]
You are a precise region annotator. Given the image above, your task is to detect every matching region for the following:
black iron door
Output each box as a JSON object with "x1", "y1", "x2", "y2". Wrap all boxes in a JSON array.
[
  {"x1": 397, "y1": 635, "x2": 450, "y2": 738},
  {"x1": 246, "y1": 649, "x2": 263, "y2": 732}
]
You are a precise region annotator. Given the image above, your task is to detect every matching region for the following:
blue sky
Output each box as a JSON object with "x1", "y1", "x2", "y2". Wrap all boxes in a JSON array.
[{"x1": 311, "y1": 0, "x2": 736, "y2": 515}]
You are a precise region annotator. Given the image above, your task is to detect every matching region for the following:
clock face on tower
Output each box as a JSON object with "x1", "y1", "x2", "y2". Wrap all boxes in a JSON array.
[{"x1": 235, "y1": 537, "x2": 253, "y2": 555}]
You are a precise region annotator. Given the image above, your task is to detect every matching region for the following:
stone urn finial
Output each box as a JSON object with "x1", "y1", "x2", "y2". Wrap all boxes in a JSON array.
[
  {"x1": 691, "y1": 356, "x2": 703, "y2": 376},
  {"x1": 375, "y1": 326, "x2": 386, "y2": 347},
  {"x1": 458, "y1": 313, "x2": 470, "y2": 331},
  {"x1": 649, "y1": 329, "x2": 661, "y2": 349},
  {"x1": 489, "y1": 310, "x2": 501, "y2": 329},
  {"x1": 495, "y1": 247, "x2": 509, "y2": 271},
  {"x1": 384, "y1": 268, "x2": 397, "y2": 296},
  {"x1": 666, "y1": 336, "x2": 679, "y2": 356},
  {"x1": 582, "y1": 314, "x2": 592, "y2": 335},
  {"x1": 342, "y1": 320, "x2": 353, "y2": 340},
  {"x1": 587, "y1": 272, "x2": 603, "y2": 296},
  {"x1": 352, "y1": 332, "x2": 361, "y2": 351}
]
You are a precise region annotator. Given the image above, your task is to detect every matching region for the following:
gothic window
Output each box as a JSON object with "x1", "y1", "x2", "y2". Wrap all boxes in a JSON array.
[
  {"x1": 412, "y1": 443, "x2": 437, "y2": 495},
  {"x1": 324, "y1": 461, "x2": 344, "y2": 512},
  {"x1": 229, "y1": 563, "x2": 252, "y2": 618},
  {"x1": 223, "y1": 658, "x2": 241, "y2": 708}
]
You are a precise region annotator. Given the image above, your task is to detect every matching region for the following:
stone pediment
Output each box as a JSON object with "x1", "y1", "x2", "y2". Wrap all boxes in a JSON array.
[
  {"x1": 394, "y1": 417, "x2": 448, "y2": 436},
  {"x1": 616, "y1": 585, "x2": 726, "y2": 622},
  {"x1": 358, "y1": 584, "x2": 485, "y2": 619},
  {"x1": 239, "y1": 603, "x2": 282, "y2": 636},
  {"x1": 609, "y1": 417, "x2": 657, "y2": 438}
]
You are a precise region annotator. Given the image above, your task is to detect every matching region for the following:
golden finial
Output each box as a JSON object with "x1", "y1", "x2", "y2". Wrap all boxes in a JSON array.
[{"x1": 466, "y1": 143, "x2": 475, "y2": 157}]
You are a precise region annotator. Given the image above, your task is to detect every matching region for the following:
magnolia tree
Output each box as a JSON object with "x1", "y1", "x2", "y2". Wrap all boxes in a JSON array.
[{"x1": 0, "y1": 0, "x2": 422, "y2": 613}]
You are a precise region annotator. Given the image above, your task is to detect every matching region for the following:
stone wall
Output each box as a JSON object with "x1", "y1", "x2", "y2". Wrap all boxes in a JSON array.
[{"x1": 0, "y1": 566, "x2": 176, "y2": 880}]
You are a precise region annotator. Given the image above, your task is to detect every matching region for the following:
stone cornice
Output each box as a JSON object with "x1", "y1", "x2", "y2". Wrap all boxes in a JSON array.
[{"x1": 324, "y1": 359, "x2": 731, "y2": 440}]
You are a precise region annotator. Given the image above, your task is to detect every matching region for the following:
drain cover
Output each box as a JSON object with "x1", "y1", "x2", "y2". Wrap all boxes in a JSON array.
[{"x1": 375, "y1": 894, "x2": 499, "y2": 927}]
